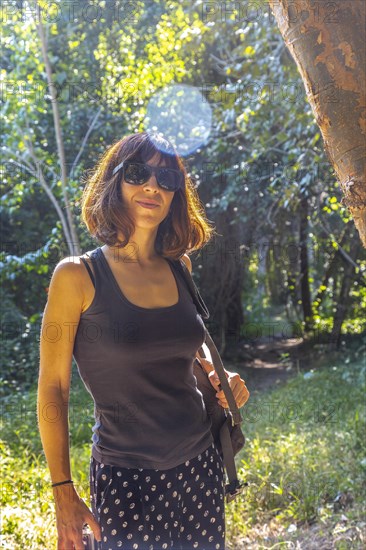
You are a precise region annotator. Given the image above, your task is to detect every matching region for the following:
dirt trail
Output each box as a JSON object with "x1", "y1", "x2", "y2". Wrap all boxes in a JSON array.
[
  {"x1": 223, "y1": 337, "x2": 302, "y2": 394},
  {"x1": 224, "y1": 334, "x2": 357, "y2": 393}
]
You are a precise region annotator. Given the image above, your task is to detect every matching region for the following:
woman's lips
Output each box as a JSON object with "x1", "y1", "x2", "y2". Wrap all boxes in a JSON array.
[{"x1": 137, "y1": 201, "x2": 159, "y2": 209}]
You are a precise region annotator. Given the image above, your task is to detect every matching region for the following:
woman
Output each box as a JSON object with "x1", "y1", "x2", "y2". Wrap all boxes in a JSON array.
[{"x1": 37, "y1": 131, "x2": 249, "y2": 550}]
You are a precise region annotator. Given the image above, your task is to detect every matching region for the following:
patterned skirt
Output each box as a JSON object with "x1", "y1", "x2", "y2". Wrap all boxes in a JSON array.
[{"x1": 89, "y1": 441, "x2": 226, "y2": 550}]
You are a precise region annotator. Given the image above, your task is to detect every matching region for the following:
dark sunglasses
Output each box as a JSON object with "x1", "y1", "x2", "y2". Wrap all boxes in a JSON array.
[{"x1": 112, "y1": 160, "x2": 184, "y2": 192}]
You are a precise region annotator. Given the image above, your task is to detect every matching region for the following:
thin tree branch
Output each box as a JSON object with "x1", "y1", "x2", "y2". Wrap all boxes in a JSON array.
[
  {"x1": 319, "y1": 215, "x2": 366, "y2": 279},
  {"x1": 23, "y1": 134, "x2": 73, "y2": 247},
  {"x1": 69, "y1": 106, "x2": 103, "y2": 180}
]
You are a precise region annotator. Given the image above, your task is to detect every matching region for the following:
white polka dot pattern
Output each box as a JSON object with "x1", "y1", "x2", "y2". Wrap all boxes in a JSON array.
[{"x1": 89, "y1": 442, "x2": 226, "y2": 549}]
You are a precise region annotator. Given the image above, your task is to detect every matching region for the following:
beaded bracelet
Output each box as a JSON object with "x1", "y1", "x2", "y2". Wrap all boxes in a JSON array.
[{"x1": 51, "y1": 479, "x2": 74, "y2": 488}]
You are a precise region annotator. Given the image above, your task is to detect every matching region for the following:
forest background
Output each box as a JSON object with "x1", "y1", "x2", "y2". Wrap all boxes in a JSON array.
[{"x1": 1, "y1": 0, "x2": 365, "y2": 548}]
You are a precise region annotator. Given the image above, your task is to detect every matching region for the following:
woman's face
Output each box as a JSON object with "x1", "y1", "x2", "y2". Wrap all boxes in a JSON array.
[{"x1": 120, "y1": 152, "x2": 176, "y2": 229}]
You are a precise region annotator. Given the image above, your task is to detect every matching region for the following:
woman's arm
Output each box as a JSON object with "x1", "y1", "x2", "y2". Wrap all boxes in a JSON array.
[
  {"x1": 38, "y1": 260, "x2": 84, "y2": 481},
  {"x1": 37, "y1": 258, "x2": 101, "y2": 547}
]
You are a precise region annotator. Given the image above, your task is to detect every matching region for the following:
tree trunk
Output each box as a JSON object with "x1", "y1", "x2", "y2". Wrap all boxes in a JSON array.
[
  {"x1": 268, "y1": 0, "x2": 366, "y2": 247},
  {"x1": 299, "y1": 195, "x2": 313, "y2": 330},
  {"x1": 34, "y1": 0, "x2": 81, "y2": 255},
  {"x1": 313, "y1": 225, "x2": 350, "y2": 310},
  {"x1": 283, "y1": 220, "x2": 302, "y2": 321},
  {"x1": 265, "y1": 239, "x2": 283, "y2": 305},
  {"x1": 218, "y1": 215, "x2": 245, "y2": 355},
  {"x1": 198, "y1": 206, "x2": 244, "y2": 356},
  {"x1": 330, "y1": 237, "x2": 361, "y2": 347}
]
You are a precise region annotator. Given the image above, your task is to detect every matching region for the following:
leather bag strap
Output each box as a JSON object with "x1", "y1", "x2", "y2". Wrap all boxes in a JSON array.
[
  {"x1": 219, "y1": 421, "x2": 245, "y2": 503},
  {"x1": 170, "y1": 257, "x2": 241, "y2": 424}
]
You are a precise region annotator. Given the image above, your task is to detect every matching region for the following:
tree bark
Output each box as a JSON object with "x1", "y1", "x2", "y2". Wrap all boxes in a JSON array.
[{"x1": 268, "y1": 0, "x2": 366, "y2": 247}]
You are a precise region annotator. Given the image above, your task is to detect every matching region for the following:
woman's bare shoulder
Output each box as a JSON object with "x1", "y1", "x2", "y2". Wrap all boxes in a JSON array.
[
  {"x1": 49, "y1": 255, "x2": 95, "y2": 307},
  {"x1": 56, "y1": 255, "x2": 91, "y2": 274},
  {"x1": 181, "y1": 253, "x2": 192, "y2": 274},
  {"x1": 57, "y1": 254, "x2": 94, "y2": 271}
]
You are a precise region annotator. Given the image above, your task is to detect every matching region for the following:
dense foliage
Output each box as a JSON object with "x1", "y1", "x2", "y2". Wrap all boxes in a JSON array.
[
  {"x1": 1, "y1": 2, "x2": 365, "y2": 547},
  {"x1": 1, "y1": 0, "x2": 365, "y2": 394}
]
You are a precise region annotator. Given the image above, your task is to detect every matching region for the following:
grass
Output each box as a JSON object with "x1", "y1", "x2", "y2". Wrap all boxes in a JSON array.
[
  {"x1": 226, "y1": 355, "x2": 366, "y2": 548},
  {"x1": 1, "y1": 357, "x2": 365, "y2": 549}
]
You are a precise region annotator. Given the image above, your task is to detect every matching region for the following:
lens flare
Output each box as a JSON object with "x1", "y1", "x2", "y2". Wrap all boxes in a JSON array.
[{"x1": 144, "y1": 84, "x2": 212, "y2": 156}]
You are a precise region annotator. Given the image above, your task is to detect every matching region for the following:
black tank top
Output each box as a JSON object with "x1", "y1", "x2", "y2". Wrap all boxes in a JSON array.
[{"x1": 73, "y1": 247, "x2": 213, "y2": 469}]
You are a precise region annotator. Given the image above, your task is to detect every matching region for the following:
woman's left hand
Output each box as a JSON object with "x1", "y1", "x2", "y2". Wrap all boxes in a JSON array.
[{"x1": 211, "y1": 370, "x2": 249, "y2": 409}]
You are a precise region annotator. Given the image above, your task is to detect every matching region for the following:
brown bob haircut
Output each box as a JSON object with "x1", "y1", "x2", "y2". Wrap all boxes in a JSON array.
[{"x1": 81, "y1": 131, "x2": 217, "y2": 259}]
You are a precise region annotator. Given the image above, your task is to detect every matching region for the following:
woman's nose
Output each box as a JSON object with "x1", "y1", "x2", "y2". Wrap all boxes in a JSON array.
[{"x1": 143, "y1": 174, "x2": 159, "y2": 190}]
